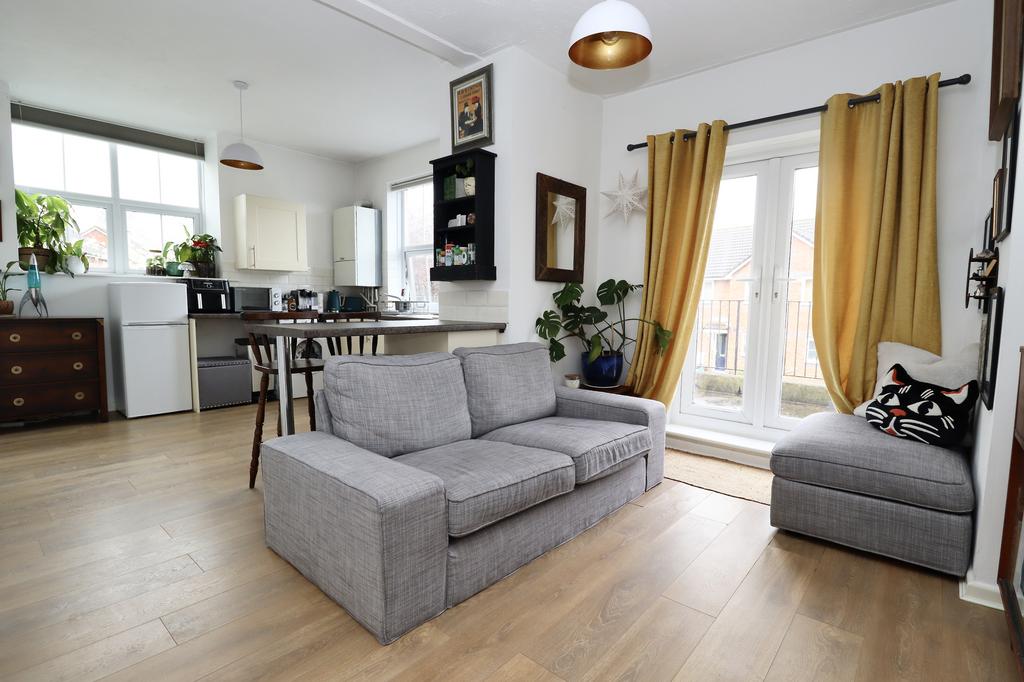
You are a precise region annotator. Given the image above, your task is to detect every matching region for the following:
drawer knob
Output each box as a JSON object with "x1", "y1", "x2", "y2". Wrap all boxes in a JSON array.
[
  {"x1": 12, "y1": 397, "x2": 24, "y2": 407},
  {"x1": 10, "y1": 365, "x2": 22, "y2": 375},
  {"x1": 71, "y1": 331, "x2": 83, "y2": 341},
  {"x1": 74, "y1": 391, "x2": 85, "y2": 401},
  {"x1": 72, "y1": 361, "x2": 84, "y2": 371},
  {"x1": 9, "y1": 333, "x2": 20, "y2": 343}
]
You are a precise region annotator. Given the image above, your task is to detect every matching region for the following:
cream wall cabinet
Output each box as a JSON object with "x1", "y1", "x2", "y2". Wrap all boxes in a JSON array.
[
  {"x1": 333, "y1": 206, "x2": 381, "y2": 287},
  {"x1": 234, "y1": 194, "x2": 308, "y2": 272}
]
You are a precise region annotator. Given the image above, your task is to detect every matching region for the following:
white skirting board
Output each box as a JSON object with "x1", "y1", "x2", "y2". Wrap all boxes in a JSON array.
[{"x1": 959, "y1": 569, "x2": 1004, "y2": 610}]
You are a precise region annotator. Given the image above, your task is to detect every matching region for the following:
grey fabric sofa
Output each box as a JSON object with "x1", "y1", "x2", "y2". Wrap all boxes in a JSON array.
[
  {"x1": 769, "y1": 412, "x2": 974, "y2": 576},
  {"x1": 261, "y1": 342, "x2": 665, "y2": 644}
]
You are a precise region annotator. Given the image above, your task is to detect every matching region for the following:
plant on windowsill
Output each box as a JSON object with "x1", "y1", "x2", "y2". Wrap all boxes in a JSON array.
[
  {"x1": 14, "y1": 188, "x2": 77, "y2": 274},
  {"x1": 0, "y1": 261, "x2": 25, "y2": 316},
  {"x1": 536, "y1": 279, "x2": 672, "y2": 387},
  {"x1": 184, "y1": 233, "x2": 221, "y2": 278},
  {"x1": 145, "y1": 247, "x2": 168, "y2": 277}
]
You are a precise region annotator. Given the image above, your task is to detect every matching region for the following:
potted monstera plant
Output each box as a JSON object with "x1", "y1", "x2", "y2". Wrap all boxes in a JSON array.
[
  {"x1": 14, "y1": 188, "x2": 76, "y2": 272},
  {"x1": 536, "y1": 279, "x2": 672, "y2": 387}
]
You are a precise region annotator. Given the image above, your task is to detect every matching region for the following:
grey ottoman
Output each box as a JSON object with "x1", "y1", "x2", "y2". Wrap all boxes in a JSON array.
[{"x1": 769, "y1": 412, "x2": 974, "y2": 576}]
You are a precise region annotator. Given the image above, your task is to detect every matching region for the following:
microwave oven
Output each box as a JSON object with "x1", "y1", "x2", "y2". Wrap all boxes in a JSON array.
[{"x1": 231, "y1": 286, "x2": 284, "y2": 312}]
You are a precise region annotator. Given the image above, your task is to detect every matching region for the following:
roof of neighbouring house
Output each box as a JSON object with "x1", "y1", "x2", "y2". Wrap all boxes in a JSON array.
[{"x1": 704, "y1": 217, "x2": 814, "y2": 280}]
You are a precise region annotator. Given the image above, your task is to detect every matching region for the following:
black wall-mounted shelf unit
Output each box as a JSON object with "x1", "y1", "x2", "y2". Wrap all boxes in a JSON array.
[{"x1": 430, "y1": 149, "x2": 497, "y2": 282}]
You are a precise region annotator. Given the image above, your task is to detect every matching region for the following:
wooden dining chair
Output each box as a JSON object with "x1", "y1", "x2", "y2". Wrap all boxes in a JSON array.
[
  {"x1": 242, "y1": 311, "x2": 324, "y2": 488},
  {"x1": 319, "y1": 311, "x2": 382, "y2": 356}
]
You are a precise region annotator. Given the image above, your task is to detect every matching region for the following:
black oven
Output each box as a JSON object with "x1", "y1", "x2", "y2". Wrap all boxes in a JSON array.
[{"x1": 185, "y1": 278, "x2": 230, "y2": 314}]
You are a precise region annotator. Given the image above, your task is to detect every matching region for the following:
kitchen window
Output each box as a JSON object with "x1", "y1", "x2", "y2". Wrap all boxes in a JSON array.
[
  {"x1": 12, "y1": 122, "x2": 203, "y2": 274},
  {"x1": 393, "y1": 178, "x2": 439, "y2": 309}
]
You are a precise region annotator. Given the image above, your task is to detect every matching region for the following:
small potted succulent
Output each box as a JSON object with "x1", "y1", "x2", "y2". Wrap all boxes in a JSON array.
[
  {"x1": 0, "y1": 261, "x2": 24, "y2": 316},
  {"x1": 536, "y1": 279, "x2": 672, "y2": 387}
]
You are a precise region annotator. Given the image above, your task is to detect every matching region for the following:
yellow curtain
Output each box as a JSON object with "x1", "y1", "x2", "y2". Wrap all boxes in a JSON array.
[
  {"x1": 627, "y1": 121, "x2": 729, "y2": 405},
  {"x1": 813, "y1": 74, "x2": 941, "y2": 414}
]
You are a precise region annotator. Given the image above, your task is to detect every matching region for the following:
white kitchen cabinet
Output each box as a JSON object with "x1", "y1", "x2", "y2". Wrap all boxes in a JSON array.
[
  {"x1": 234, "y1": 194, "x2": 308, "y2": 272},
  {"x1": 333, "y1": 206, "x2": 381, "y2": 287}
]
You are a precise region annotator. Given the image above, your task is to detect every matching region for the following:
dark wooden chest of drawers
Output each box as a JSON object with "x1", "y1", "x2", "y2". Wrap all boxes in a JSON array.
[{"x1": 0, "y1": 318, "x2": 108, "y2": 423}]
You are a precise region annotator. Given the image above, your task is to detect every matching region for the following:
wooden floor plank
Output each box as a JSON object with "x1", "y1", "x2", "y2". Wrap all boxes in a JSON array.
[
  {"x1": 661, "y1": 502, "x2": 776, "y2": 616},
  {"x1": 764, "y1": 613, "x2": 863, "y2": 682},
  {"x1": 488, "y1": 653, "x2": 565, "y2": 682},
  {"x1": 581, "y1": 596, "x2": 713, "y2": 682},
  {"x1": 674, "y1": 546, "x2": 820, "y2": 680}
]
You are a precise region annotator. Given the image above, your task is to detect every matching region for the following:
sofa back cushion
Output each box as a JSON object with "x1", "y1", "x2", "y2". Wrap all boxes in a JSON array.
[
  {"x1": 453, "y1": 342, "x2": 556, "y2": 436},
  {"x1": 323, "y1": 352, "x2": 471, "y2": 457}
]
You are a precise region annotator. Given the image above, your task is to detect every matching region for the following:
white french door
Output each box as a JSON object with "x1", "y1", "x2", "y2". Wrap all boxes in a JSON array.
[{"x1": 676, "y1": 151, "x2": 832, "y2": 438}]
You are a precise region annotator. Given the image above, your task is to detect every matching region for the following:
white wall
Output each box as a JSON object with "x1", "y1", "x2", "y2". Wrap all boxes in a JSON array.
[
  {"x1": 352, "y1": 139, "x2": 439, "y2": 296},
  {"x1": 215, "y1": 134, "x2": 356, "y2": 291},
  {"x1": 436, "y1": 47, "x2": 603, "y2": 369},
  {"x1": 596, "y1": 0, "x2": 997, "y2": 358},
  {"x1": 594, "y1": 0, "x2": 1007, "y2": 599}
]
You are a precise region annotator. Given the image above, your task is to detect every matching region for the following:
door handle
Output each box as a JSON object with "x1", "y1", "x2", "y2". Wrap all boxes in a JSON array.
[{"x1": 250, "y1": 246, "x2": 256, "y2": 268}]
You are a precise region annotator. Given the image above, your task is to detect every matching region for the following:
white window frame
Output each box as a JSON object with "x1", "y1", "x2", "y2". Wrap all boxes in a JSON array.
[
  {"x1": 673, "y1": 142, "x2": 824, "y2": 441},
  {"x1": 392, "y1": 177, "x2": 438, "y2": 312},
  {"x1": 12, "y1": 123, "x2": 203, "y2": 275}
]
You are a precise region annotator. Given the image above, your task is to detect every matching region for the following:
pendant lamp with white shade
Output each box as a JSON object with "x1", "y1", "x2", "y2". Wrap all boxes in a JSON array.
[
  {"x1": 568, "y1": 0, "x2": 652, "y2": 70},
  {"x1": 220, "y1": 80, "x2": 264, "y2": 170}
]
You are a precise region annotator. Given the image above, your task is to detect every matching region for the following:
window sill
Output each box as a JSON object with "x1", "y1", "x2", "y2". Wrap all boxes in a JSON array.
[{"x1": 666, "y1": 423, "x2": 773, "y2": 470}]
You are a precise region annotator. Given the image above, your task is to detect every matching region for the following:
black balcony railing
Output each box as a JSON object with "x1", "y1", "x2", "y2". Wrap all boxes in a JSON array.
[{"x1": 693, "y1": 299, "x2": 822, "y2": 381}]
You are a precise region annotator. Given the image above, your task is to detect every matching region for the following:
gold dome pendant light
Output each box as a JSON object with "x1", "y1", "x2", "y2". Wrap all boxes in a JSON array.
[
  {"x1": 220, "y1": 81, "x2": 264, "y2": 171},
  {"x1": 568, "y1": 0, "x2": 652, "y2": 70}
]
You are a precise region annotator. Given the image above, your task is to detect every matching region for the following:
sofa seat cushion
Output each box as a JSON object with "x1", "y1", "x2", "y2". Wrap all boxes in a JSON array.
[
  {"x1": 453, "y1": 343, "x2": 557, "y2": 437},
  {"x1": 770, "y1": 412, "x2": 974, "y2": 513},
  {"x1": 480, "y1": 417, "x2": 652, "y2": 484},
  {"x1": 395, "y1": 440, "x2": 574, "y2": 537}
]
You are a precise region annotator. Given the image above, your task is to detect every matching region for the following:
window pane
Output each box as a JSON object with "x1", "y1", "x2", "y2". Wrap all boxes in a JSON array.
[
  {"x1": 405, "y1": 251, "x2": 439, "y2": 305},
  {"x1": 690, "y1": 175, "x2": 757, "y2": 412},
  {"x1": 69, "y1": 204, "x2": 110, "y2": 271},
  {"x1": 125, "y1": 210, "x2": 194, "y2": 271},
  {"x1": 401, "y1": 183, "x2": 432, "y2": 247},
  {"x1": 778, "y1": 166, "x2": 832, "y2": 419},
  {"x1": 64, "y1": 134, "x2": 111, "y2": 196},
  {"x1": 13, "y1": 124, "x2": 64, "y2": 190},
  {"x1": 159, "y1": 153, "x2": 200, "y2": 208},
  {"x1": 117, "y1": 145, "x2": 161, "y2": 203}
]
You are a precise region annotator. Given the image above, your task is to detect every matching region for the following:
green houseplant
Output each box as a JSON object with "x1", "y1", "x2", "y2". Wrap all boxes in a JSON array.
[
  {"x1": 536, "y1": 279, "x2": 672, "y2": 387},
  {"x1": 184, "y1": 233, "x2": 222, "y2": 277},
  {"x1": 0, "y1": 261, "x2": 24, "y2": 316},
  {"x1": 14, "y1": 188, "x2": 77, "y2": 273}
]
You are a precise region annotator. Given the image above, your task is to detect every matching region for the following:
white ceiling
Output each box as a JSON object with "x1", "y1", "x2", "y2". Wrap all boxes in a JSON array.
[
  {"x1": 0, "y1": 0, "x2": 445, "y2": 163},
  {"x1": 0, "y1": 0, "x2": 954, "y2": 163},
  {"x1": 369, "y1": 0, "x2": 954, "y2": 95}
]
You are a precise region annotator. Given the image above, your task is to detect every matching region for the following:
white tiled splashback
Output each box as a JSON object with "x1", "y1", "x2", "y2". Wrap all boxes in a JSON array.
[{"x1": 438, "y1": 288, "x2": 509, "y2": 323}]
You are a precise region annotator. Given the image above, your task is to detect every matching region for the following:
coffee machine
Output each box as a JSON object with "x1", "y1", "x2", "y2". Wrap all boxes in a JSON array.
[{"x1": 292, "y1": 289, "x2": 319, "y2": 311}]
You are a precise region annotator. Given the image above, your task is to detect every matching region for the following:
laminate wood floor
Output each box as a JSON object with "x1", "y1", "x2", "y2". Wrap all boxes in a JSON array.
[{"x1": 0, "y1": 403, "x2": 1016, "y2": 681}]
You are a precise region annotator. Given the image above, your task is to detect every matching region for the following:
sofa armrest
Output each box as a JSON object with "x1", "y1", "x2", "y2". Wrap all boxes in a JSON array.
[
  {"x1": 261, "y1": 432, "x2": 447, "y2": 644},
  {"x1": 554, "y1": 386, "x2": 666, "y2": 489}
]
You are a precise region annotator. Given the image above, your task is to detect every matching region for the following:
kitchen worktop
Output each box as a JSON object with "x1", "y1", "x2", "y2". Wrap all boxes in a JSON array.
[{"x1": 243, "y1": 319, "x2": 506, "y2": 338}]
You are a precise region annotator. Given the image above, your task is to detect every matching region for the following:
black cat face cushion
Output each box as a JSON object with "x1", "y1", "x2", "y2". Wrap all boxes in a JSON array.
[{"x1": 864, "y1": 364, "x2": 978, "y2": 446}]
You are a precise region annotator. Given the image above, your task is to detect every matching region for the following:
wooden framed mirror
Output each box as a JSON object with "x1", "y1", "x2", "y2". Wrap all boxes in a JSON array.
[{"x1": 535, "y1": 173, "x2": 586, "y2": 282}]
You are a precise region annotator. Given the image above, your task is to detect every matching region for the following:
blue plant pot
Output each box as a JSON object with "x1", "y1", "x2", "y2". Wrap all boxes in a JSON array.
[{"x1": 581, "y1": 352, "x2": 624, "y2": 387}]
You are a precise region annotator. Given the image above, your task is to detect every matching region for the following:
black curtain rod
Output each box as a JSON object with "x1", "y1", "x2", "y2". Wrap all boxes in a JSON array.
[{"x1": 625, "y1": 73, "x2": 972, "y2": 151}]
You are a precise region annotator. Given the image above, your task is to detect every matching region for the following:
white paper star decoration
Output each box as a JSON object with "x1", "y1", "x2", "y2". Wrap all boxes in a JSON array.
[
  {"x1": 551, "y1": 194, "x2": 576, "y2": 232},
  {"x1": 602, "y1": 170, "x2": 647, "y2": 223}
]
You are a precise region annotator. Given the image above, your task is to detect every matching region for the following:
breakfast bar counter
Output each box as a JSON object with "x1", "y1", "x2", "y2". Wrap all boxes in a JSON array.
[{"x1": 244, "y1": 318, "x2": 506, "y2": 434}]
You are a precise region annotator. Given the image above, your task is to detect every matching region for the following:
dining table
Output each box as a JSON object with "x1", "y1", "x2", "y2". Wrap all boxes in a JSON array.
[{"x1": 242, "y1": 318, "x2": 507, "y2": 435}]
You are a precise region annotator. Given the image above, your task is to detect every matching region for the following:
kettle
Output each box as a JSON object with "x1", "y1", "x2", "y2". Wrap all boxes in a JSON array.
[{"x1": 325, "y1": 290, "x2": 342, "y2": 313}]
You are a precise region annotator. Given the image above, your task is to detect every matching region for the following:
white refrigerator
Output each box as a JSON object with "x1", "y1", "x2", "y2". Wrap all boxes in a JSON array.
[{"x1": 108, "y1": 282, "x2": 193, "y2": 418}]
